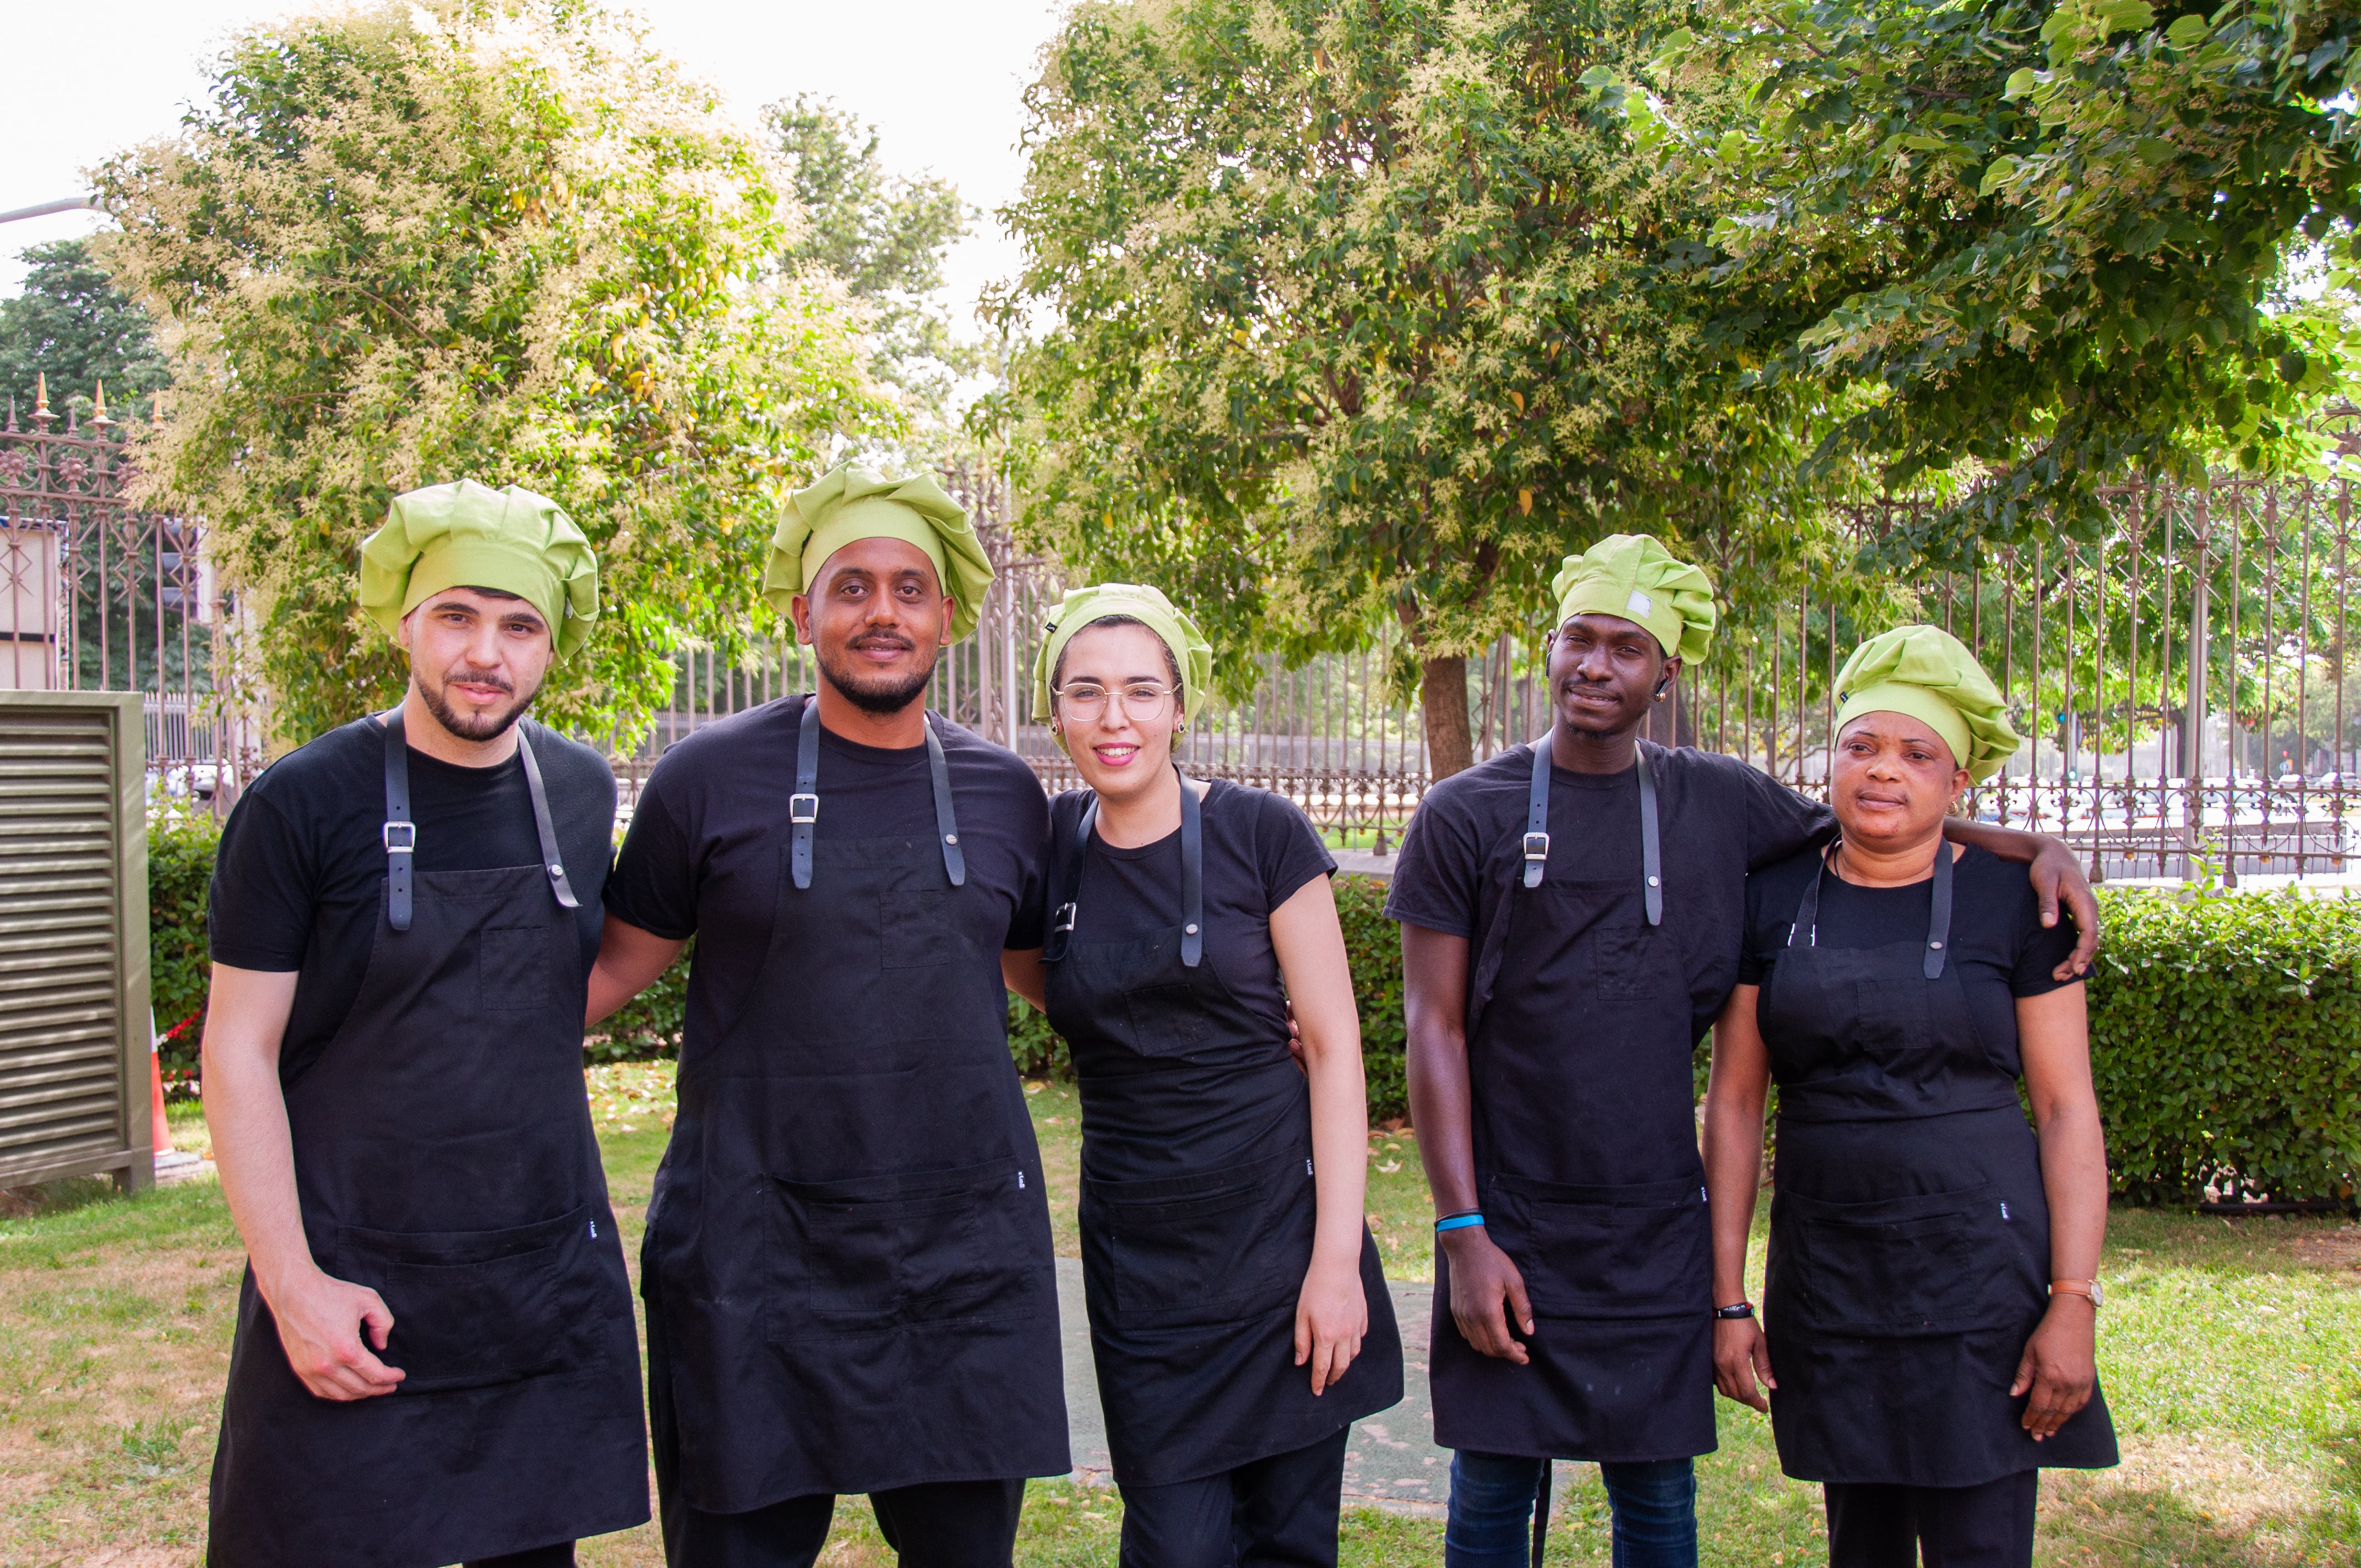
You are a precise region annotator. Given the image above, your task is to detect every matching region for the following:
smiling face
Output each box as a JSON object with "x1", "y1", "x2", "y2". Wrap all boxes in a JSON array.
[
  {"x1": 791, "y1": 534, "x2": 955, "y2": 715},
  {"x1": 399, "y1": 586, "x2": 554, "y2": 742},
  {"x1": 1831, "y1": 711, "x2": 1971, "y2": 851},
  {"x1": 1053, "y1": 619, "x2": 1183, "y2": 803},
  {"x1": 1545, "y1": 612, "x2": 1677, "y2": 739}
]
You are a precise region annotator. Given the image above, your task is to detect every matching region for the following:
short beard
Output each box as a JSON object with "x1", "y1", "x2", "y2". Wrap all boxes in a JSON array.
[
  {"x1": 416, "y1": 666, "x2": 534, "y2": 742},
  {"x1": 817, "y1": 641, "x2": 939, "y2": 716}
]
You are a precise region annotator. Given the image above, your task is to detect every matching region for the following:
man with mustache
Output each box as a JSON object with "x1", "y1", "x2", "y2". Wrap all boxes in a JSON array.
[
  {"x1": 589, "y1": 466, "x2": 1068, "y2": 1567},
  {"x1": 203, "y1": 482, "x2": 647, "y2": 1567},
  {"x1": 1385, "y1": 536, "x2": 2097, "y2": 1567}
]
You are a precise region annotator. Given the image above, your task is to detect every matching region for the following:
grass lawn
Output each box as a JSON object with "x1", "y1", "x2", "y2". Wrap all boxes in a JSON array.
[{"x1": 0, "y1": 1068, "x2": 2352, "y2": 1565}]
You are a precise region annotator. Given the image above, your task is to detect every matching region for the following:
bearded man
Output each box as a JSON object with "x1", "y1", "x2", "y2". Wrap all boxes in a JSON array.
[{"x1": 588, "y1": 465, "x2": 1068, "y2": 1568}]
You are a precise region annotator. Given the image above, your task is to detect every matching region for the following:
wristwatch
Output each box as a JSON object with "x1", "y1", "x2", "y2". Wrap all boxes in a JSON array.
[
  {"x1": 2048, "y1": 1278, "x2": 2104, "y2": 1308},
  {"x1": 1713, "y1": 1301, "x2": 1756, "y2": 1320}
]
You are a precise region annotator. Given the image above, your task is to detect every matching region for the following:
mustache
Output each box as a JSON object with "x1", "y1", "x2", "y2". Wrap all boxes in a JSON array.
[{"x1": 439, "y1": 665, "x2": 514, "y2": 694}]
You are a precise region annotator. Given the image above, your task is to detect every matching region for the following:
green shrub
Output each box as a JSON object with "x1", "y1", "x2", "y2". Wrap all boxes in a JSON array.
[
  {"x1": 587, "y1": 943, "x2": 691, "y2": 1061},
  {"x1": 2086, "y1": 886, "x2": 2361, "y2": 1205},
  {"x1": 148, "y1": 812, "x2": 221, "y2": 1085},
  {"x1": 1336, "y1": 875, "x2": 1408, "y2": 1120}
]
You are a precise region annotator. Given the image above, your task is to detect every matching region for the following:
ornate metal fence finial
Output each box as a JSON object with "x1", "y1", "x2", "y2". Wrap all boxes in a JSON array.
[
  {"x1": 89, "y1": 380, "x2": 112, "y2": 431},
  {"x1": 30, "y1": 373, "x2": 53, "y2": 427}
]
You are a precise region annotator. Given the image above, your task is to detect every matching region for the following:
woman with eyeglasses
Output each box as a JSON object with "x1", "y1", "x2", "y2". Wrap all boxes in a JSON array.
[
  {"x1": 1701, "y1": 625, "x2": 2118, "y2": 1568},
  {"x1": 1001, "y1": 584, "x2": 1402, "y2": 1566}
]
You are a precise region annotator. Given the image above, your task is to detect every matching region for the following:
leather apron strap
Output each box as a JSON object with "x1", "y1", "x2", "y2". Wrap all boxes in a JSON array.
[
  {"x1": 1788, "y1": 838, "x2": 1954, "y2": 979},
  {"x1": 791, "y1": 696, "x2": 965, "y2": 891},
  {"x1": 1522, "y1": 736, "x2": 1662, "y2": 924},
  {"x1": 514, "y1": 727, "x2": 580, "y2": 911},
  {"x1": 382, "y1": 710, "x2": 416, "y2": 933},
  {"x1": 1043, "y1": 767, "x2": 1202, "y2": 967}
]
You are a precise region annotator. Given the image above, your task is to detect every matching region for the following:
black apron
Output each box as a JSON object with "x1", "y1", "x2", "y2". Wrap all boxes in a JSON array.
[
  {"x1": 640, "y1": 696, "x2": 1067, "y2": 1512},
  {"x1": 1042, "y1": 775, "x2": 1402, "y2": 1487},
  {"x1": 208, "y1": 713, "x2": 646, "y2": 1568},
  {"x1": 1430, "y1": 739, "x2": 1716, "y2": 1464},
  {"x1": 1758, "y1": 845, "x2": 2118, "y2": 1486}
]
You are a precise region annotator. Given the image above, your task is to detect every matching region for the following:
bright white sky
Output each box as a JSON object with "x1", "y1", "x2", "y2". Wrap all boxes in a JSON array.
[{"x1": 0, "y1": 0, "x2": 1069, "y2": 330}]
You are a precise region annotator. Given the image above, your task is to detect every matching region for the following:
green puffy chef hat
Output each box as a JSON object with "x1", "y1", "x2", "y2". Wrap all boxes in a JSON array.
[
  {"x1": 359, "y1": 480, "x2": 600, "y2": 658},
  {"x1": 1549, "y1": 533, "x2": 1717, "y2": 664},
  {"x1": 761, "y1": 464, "x2": 994, "y2": 641},
  {"x1": 1834, "y1": 624, "x2": 2021, "y2": 783},
  {"x1": 1031, "y1": 582, "x2": 1215, "y2": 754}
]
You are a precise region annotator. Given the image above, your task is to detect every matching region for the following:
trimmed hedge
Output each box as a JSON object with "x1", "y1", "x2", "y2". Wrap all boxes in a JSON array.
[
  {"x1": 2086, "y1": 886, "x2": 2361, "y2": 1204},
  {"x1": 141, "y1": 826, "x2": 2361, "y2": 1199}
]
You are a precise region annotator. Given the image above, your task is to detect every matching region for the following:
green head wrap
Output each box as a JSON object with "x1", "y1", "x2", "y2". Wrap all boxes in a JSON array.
[
  {"x1": 762, "y1": 465, "x2": 994, "y2": 641},
  {"x1": 1834, "y1": 624, "x2": 2021, "y2": 783},
  {"x1": 1549, "y1": 533, "x2": 1717, "y2": 663},
  {"x1": 1031, "y1": 582, "x2": 1215, "y2": 755},
  {"x1": 359, "y1": 480, "x2": 600, "y2": 658}
]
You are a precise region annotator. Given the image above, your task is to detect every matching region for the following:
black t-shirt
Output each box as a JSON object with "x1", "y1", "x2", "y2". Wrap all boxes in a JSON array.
[
  {"x1": 603, "y1": 696, "x2": 1049, "y2": 1043},
  {"x1": 1384, "y1": 742, "x2": 1836, "y2": 1046},
  {"x1": 1049, "y1": 779, "x2": 1337, "y2": 1043},
  {"x1": 1737, "y1": 842, "x2": 2079, "y2": 1081},
  {"x1": 208, "y1": 715, "x2": 616, "y2": 1081}
]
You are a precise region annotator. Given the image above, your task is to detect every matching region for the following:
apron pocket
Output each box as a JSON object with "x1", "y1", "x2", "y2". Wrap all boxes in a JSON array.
[
  {"x1": 1120, "y1": 983, "x2": 1212, "y2": 1054},
  {"x1": 770, "y1": 1155, "x2": 1037, "y2": 1335},
  {"x1": 1089, "y1": 1149, "x2": 1315, "y2": 1328},
  {"x1": 478, "y1": 925, "x2": 553, "y2": 1014},
  {"x1": 1488, "y1": 1173, "x2": 1707, "y2": 1319},
  {"x1": 1590, "y1": 922, "x2": 1672, "y2": 1001},
  {"x1": 1783, "y1": 1183, "x2": 2019, "y2": 1336},
  {"x1": 334, "y1": 1205, "x2": 606, "y2": 1393}
]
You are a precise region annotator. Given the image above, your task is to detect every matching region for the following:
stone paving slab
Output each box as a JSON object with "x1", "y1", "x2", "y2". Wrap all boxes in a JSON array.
[{"x1": 1056, "y1": 1259, "x2": 1465, "y2": 1515}]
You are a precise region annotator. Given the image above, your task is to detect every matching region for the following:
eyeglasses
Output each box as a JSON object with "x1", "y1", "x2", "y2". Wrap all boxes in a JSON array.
[{"x1": 1052, "y1": 681, "x2": 1180, "y2": 723}]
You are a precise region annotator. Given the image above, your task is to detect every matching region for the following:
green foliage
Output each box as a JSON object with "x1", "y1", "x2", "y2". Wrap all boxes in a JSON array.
[
  {"x1": 1672, "y1": 0, "x2": 2361, "y2": 548},
  {"x1": 586, "y1": 942, "x2": 691, "y2": 1062},
  {"x1": 992, "y1": 0, "x2": 1827, "y2": 772},
  {"x1": 95, "y1": 0, "x2": 893, "y2": 751},
  {"x1": 146, "y1": 813, "x2": 221, "y2": 1082},
  {"x1": 0, "y1": 238, "x2": 170, "y2": 423},
  {"x1": 2087, "y1": 885, "x2": 2361, "y2": 1204},
  {"x1": 1007, "y1": 994, "x2": 1071, "y2": 1077},
  {"x1": 1336, "y1": 874, "x2": 1410, "y2": 1119}
]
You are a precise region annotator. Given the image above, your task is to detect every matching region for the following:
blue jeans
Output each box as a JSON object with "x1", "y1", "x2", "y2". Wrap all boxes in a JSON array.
[{"x1": 1443, "y1": 1450, "x2": 1696, "y2": 1568}]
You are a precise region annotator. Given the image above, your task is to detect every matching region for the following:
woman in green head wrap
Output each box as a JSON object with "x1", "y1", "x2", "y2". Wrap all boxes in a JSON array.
[
  {"x1": 1702, "y1": 623, "x2": 2118, "y2": 1566},
  {"x1": 1002, "y1": 584, "x2": 1404, "y2": 1561}
]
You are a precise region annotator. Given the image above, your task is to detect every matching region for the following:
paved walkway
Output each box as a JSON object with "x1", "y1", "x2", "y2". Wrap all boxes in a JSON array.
[{"x1": 1056, "y1": 1259, "x2": 1459, "y2": 1514}]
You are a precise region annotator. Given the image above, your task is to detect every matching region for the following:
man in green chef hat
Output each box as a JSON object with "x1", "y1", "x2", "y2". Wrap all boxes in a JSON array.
[
  {"x1": 1384, "y1": 533, "x2": 2099, "y2": 1566},
  {"x1": 203, "y1": 480, "x2": 648, "y2": 1568},
  {"x1": 589, "y1": 464, "x2": 1067, "y2": 1566}
]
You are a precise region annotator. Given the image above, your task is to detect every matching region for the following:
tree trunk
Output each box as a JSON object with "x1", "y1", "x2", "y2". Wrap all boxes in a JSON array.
[{"x1": 1421, "y1": 654, "x2": 1475, "y2": 780}]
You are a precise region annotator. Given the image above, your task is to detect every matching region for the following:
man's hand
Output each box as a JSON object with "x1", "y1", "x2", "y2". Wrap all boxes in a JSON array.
[
  {"x1": 1712, "y1": 1315, "x2": 1776, "y2": 1412},
  {"x1": 2011, "y1": 1297, "x2": 2097, "y2": 1440},
  {"x1": 2026, "y1": 839, "x2": 2100, "y2": 981},
  {"x1": 266, "y1": 1267, "x2": 406, "y2": 1402},
  {"x1": 1442, "y1": 1227, "x2": 1533, "y2": 1364},
  {"x1": 1293, "y1": 1253, "x2": 1369, "y2": 1395}
]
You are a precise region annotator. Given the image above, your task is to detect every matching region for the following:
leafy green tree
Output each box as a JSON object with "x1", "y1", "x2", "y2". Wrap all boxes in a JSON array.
[
  {"x1": 994, "y1": 0, "x2": 1827, "y2": 776},
  {"x1": 0, "y1": 237, "x2": 170, "y2": 423},
  {"x1": 97, "y1": 0, "x2": 891, "y2": 747},
  {"x1": 1671, "y1": 0, "x2": 2361, "y2": 549},
  {"x1": 768, "y1": 94, "x2": 975, "y2": 454}
]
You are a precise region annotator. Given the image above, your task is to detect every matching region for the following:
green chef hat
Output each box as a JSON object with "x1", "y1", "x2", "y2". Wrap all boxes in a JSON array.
[
  {"x1": 359, "y1": 480, "x2": 600, "y2": 658},
  {"x1": 1031, "y1": 582, "x2": 1215, "y2": 755},
  {"x1": 1549, "y1": 533, "x2": 1717, "y2": 663},
  {"x1": 761, "y1": 464, "x2": 994, "y2": 641},
  {"x1": 1834, "y1": 624, "x2": 2021, "y2": 783}
]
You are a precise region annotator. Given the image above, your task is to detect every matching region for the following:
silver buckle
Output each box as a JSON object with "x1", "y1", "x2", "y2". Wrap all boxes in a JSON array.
[
  {"x1": 1522, "y1": 830, "x2": 1549, "y2": 863},
  {"x1": 789, "y1": 792, "x2": 819, "y2": 826},
  {"x1": 1052, "y1": 901, "x2": 1077, "y2": 934},
  {"x1": 382, "y1": 821, "x2": 416, "y2": 853}
]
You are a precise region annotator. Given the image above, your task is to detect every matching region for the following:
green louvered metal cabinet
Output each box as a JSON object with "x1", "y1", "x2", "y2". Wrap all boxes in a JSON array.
[{"x1": 0, "y1": 692, "x2": 151, "y2": 1192}]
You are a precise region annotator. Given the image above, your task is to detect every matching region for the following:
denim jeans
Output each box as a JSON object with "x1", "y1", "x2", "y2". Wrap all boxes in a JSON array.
[{"x1": 1443, "y1": 1450, "x2": 1697, "y2": 1568}]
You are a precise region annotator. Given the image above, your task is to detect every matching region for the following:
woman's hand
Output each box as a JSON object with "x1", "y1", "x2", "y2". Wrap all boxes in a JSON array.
[
  {"x1": 1293, "y1": 1252, "x2": 1368, "y2": 1395},
  {"x1": 1713, "y1": 1315, "x2": 1776, "y2": 1412},
  {"x1": 2010, "y1": 1297, "x2": 2097, "y2": 1439}
]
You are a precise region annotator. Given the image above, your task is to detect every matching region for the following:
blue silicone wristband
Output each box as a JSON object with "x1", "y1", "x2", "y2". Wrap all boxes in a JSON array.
[{"x1": 1434, "y1": 1212, "x2": 1486, "y2": 1233}]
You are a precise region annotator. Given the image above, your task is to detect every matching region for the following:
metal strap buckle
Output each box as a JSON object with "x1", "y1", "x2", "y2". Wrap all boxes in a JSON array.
[
  {"x1": 788, "y1": 792, "x2": 819, "y2": 825},
  {"x1": 1521, "y1": 830, "x2": 1549, "y2": 863},
  {"x1": 1052, "y1": 901, "x2": 1077, "y2": 934},
  {"x1": 382, "y1": 821, "x2": 416, "y2": 853}
]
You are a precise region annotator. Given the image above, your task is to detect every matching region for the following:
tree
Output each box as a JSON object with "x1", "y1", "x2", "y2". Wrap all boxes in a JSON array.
[
  {"x1": 0, "y1": 237, "x2": 170, "y2": 423},
  {"x1": 994, "y1": 0, "x2": 1826, "y2": 777},
  {"x1": 97, "y1": 0, "x2": 891, "y2": 746},
  {"x1": 768, "y1": 94, "x2": 975, "y2": 455},
  {"x1": 1669, "y1": 0, "x2": 2361, "y2": 552}
]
